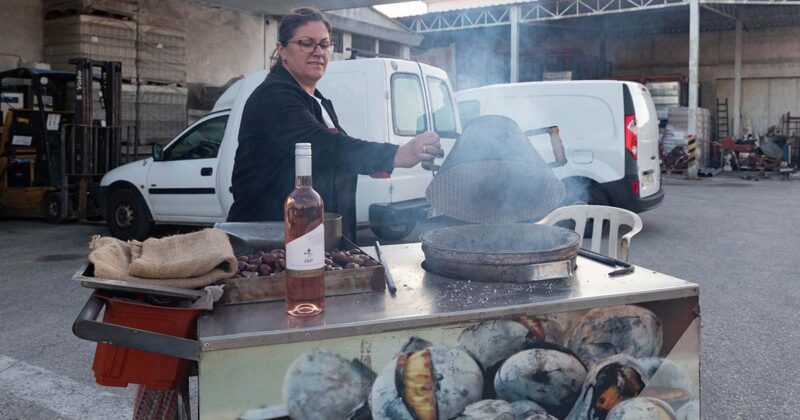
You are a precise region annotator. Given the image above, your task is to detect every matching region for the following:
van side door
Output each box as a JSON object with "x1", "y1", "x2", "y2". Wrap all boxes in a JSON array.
[
  {"x1": 146, "y1": 113, "x2": 229, "y2": 220},
  {"x1": 420, "y1": 64, "x2": 459, "y2": 170},
  {"x1": 385, "y1": 60, "x2": 433, "y2": 204}
]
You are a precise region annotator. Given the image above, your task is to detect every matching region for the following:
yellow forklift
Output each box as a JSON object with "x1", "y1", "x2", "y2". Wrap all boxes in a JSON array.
[{"x1": 0, "y1": 59, "x2": 128, "y2": 222}]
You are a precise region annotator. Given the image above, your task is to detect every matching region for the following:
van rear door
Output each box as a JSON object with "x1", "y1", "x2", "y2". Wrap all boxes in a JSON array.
[{"x1": 625, "y1": 83, "x2": 661, "y2": 198}]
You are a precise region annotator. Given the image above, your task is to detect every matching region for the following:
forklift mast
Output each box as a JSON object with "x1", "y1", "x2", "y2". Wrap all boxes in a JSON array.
[{"x1": 66, "y1": 58, "x2": 125, "y2": 220}]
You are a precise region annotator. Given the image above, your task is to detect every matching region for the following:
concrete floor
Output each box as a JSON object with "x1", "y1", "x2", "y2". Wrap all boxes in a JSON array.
[{"x1": 1, "y1": 172, "x2": 799, "y2": 419}]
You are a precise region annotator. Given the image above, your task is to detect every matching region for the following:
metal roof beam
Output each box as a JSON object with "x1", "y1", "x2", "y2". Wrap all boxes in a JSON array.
[
  {"x1": 399, "y1": 1, "x2": 800, "y2": 33},
  {"x1": 701, "y1": 4, "x2": 737, "y2": 20},
  {"x1": 702, "y1": 0, "x2": 800, "y2": 3},
  {"x1": 398, "y1": 0, "x2": 690, "y2": 32}
]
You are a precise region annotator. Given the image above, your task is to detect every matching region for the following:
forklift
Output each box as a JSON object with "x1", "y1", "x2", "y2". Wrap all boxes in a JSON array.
[{"x1": 0, "y1": 58, "x2": 130, "y2": 222}]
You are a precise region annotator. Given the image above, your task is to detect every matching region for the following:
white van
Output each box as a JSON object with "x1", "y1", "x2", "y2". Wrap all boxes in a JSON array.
[
  {"x1": 455, "y1": 81, "x2": 664, "y2": 212},
  {"x1": 99, "y1": 58, "x2": 459, "y2": 240}
]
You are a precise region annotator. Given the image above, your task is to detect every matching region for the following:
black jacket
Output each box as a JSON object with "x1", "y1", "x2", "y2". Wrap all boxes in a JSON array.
[{"x1": 227, "y1": 65, "x2": 399, "y2": 239}]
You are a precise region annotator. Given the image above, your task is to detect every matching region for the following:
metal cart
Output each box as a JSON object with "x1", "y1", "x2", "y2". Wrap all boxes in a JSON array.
[{"x1": 74, "y1": 243, "x2": 700, "y2": 419}]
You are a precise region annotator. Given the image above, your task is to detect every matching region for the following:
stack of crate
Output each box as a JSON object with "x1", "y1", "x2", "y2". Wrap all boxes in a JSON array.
[
  {"x1": 646, "y1": 81, "x2": 685, "y2": 121},
  {"x1": 43, "y1": 0, "x2": 188, "y2": 151}
]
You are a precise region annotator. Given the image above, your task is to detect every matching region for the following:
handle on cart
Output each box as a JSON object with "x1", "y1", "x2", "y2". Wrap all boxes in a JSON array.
[
  {"x1": 578, "y1": 248, "x2": 635, "y2": 277},
  {"x1": 72, "y1": 294, "x2": 200, "y2": 361}
]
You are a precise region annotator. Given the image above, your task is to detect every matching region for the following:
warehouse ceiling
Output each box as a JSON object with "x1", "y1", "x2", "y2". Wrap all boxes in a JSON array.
[
  {"x1": 200, "y1": 0, "x2": 408, "y2": 14},
  {"x1": 397, "y1": 2, "x2": 800, "y2": 36}
]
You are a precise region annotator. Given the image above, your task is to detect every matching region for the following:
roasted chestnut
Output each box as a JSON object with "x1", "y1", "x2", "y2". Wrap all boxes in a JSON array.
[
  {"x1": 565, "y1": 354, "x2": 648, "y2": 420},
  {"x1": 459, "y1": 317, "x2": 566, "y2": 371},
  {"x1": 370, "y1": 346, "x2": 483, "y2": 420},
  {"x1": 282, "y1": 349, "x2": 376, "y2": 420},
  {"x1": 568, "y1": 305, "x2": 663, "y2": 368},
  {"x1": 494, "y1": 347, "x2": 587, "y2": 418}
]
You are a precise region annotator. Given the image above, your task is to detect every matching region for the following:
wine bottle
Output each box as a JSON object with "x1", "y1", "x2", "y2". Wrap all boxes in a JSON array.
[{"x1": 284, "y1": 143, "x2": 325, "y2": 317}]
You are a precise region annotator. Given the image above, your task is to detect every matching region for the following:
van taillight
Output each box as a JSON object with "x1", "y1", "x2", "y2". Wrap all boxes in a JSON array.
[
  {"x1": 370, "y1": 172, "x2": 391, "y2": 179},
  {"x1": 625, "y1": 115, "x2": 638, "y2": 159},
  {"x1": 631, "y1": 180, "x2": 640, "y2": 195}
]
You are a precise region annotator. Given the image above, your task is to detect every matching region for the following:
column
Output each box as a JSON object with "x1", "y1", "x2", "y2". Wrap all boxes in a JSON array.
[
  {"x1": 733, "y1": 19, "x2": 743, "y2": 138},
  {"x1": 510, "y1": 5, "x2": 519, "y2": 83}
]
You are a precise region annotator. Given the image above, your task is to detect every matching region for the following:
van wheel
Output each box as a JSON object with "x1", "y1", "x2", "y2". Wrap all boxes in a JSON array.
[
  {"x1": 587, "y1": 185, "x2": 610, "y2": 206},
  {"x1": 371, "y1": 222, "x2": 416, "y2": 241},
  {"x1": 107, "y1": 188, "x2": 152, "y2": 240},
  {"x1": 42, "y1": 192, "x2": 69, "y2": 223}
]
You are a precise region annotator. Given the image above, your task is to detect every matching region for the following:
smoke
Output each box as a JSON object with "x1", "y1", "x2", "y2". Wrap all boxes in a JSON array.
[{"x1": 410, "y1": 6, "x2": 691, "y2": 216}]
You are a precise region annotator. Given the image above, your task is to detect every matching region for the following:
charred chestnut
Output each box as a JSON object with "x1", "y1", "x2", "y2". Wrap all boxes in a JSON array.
[
  {"x1": 282, "y1": 349, "x2": 376, "y2": 420},
  {"x1": 568, "y1": 305, "x2": 663, "y2": 368},
  {"x1": 494, "y1": 347, "x2": 587, "y2": 418}
]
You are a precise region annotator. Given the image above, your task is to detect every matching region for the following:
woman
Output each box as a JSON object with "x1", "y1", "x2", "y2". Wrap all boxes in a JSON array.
[{"x1": 228, "y1": 7, "x2": 441, "y2": 239}]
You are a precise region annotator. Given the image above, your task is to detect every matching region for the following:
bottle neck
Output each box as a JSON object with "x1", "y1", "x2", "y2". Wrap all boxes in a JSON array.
[
  {"x1": 295, "y1": 175, "x2": 313, "y2": 187},
  {"x1": 295, "y1": 155, "x2": 312, "y2": 187}
]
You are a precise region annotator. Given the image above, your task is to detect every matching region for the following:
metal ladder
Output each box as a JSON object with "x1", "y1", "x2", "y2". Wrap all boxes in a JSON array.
[{"x1": 716, "y1": 98, "x2": 729, "y2": 140}]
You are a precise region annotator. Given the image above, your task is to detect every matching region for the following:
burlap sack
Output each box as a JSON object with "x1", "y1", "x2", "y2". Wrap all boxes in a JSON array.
[{"x1": 89, "y1": 228, "x2": 237, "y2": 289}]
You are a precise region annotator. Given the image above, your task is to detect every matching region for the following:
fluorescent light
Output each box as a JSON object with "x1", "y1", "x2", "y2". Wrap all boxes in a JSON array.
[{"x1": 374, "y1": 1, "x2": 427, "y2": 17}]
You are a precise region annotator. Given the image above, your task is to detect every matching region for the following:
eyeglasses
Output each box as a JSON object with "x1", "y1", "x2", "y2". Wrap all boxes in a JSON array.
[{"x1": 285, "y1": 38, "x2": 335, "y2": 53}]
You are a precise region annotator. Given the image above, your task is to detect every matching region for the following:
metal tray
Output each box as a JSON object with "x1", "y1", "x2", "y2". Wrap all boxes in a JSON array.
[
  {"x1": 218, "y1": 236, "x2": 385, "y2": 305},
  {"x1": 74, "y1": 265, "x2": 207, "y2": 300}
]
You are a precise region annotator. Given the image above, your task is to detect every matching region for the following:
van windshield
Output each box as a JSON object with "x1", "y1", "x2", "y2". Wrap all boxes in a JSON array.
[{"x1": 427, "y1": 77, "x2": 458, "y2": 138}]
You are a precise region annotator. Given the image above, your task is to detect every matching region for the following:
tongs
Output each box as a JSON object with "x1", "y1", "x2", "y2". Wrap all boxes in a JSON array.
[
  {"x1": 577, "y1": 248, "x2": 635, "y2": 277},
  {"x1": 421, "y1": 147, "x2": 445, "y2": 172}
]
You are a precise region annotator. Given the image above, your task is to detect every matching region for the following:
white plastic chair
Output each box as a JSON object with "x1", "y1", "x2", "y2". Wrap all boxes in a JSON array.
[{"x1": 537, "y1": 205, "x2": 643, "y2": 261}]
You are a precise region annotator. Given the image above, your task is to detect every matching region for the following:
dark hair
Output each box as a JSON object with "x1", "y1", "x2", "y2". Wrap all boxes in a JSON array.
[{"x1": 270, "y1": 7, "x2": 331, "y2": 71}]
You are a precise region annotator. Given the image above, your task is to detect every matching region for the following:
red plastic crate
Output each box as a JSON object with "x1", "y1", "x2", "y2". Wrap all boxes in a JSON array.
[{"x1": 91, "y1": 292, "x2": 204, "y2": 390}]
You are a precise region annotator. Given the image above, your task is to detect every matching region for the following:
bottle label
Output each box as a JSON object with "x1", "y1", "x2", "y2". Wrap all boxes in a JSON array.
[{"x1": 286, "y1": 223, "x2": 325, "y2": 270}]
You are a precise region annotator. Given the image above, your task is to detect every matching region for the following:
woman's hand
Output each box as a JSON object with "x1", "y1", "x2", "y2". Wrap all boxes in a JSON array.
[{"x1": 393, "y1": 131, "x2": 443, "y2": 168}]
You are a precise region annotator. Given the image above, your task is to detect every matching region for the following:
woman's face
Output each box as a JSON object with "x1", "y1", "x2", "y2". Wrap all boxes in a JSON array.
[{"x1": 278, "y1": 21, "x2": 331, "y2": 87}]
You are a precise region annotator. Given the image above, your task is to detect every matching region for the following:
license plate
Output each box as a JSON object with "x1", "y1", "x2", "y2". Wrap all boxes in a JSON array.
[{"x1": 641, "y1": 173, "x2": 655, "y2": 189}]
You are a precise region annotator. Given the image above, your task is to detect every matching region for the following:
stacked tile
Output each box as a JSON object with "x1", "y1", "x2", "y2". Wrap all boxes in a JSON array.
[
  {"x1": 44, "y1": 14, "x2": 137, "y2": 81},
  {"x1": 88, "y1": 84, "x2": 187, "y2": 151},
  {"x1": 137, "y1": 25, "x2": 187, "y2": 85},
  {"x1": 137, "y1": 85, "x2": 188, "y2": 145}
]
